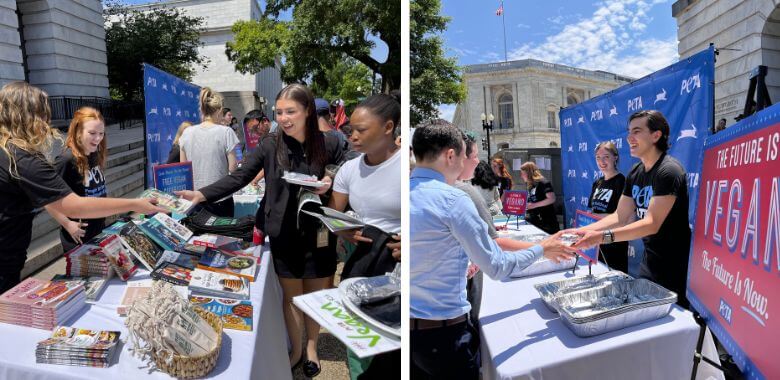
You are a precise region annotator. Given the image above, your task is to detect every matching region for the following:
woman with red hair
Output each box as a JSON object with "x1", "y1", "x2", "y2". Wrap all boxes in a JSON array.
[{"x1": 50, "y1": 107, "x2": 109, "y2": 251}]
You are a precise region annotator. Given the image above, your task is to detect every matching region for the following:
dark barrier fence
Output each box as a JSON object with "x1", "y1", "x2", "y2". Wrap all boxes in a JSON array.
[{"x1": 49, "y1": 96, "x2": 144, "y2": 131}]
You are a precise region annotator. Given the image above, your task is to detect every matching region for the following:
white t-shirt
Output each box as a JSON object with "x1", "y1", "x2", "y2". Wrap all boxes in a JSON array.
[
  {"x1": 333, "y1": 149, "x2": 401, "y2": 234},
  {"x1": 179, "y1": 123, "x2": 239, "y2": 191}
]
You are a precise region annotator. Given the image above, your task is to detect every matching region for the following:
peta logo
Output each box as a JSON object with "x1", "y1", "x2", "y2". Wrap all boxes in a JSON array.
[
  {"x1": 609, "y1": 105, "x2": 618, "y2": 117},
  {"x1": 567, "y1": 169, "x2": 576, "y2": 178},
  {"x1": 627, "y1": 96, "x2": 643, "y2": 112},
  {"x1": 147, "y1": 133, "x2": 160, "y2": 142},
  {"x1": 567, "y1": 145, "x2": 573, "y2": 152},
  {"x1": 593, "y1": 188, "x2": 614, "y2": 203},
  {"x1": 592, "y1": 171, "x2": 600, "y2": 180},
  {"x1": 632, "y1": 185, "x2": 653, "y2": 218},
  {"x1": 580, "y1": 196, "x2": 589, "y2": 206},
  {"x1": 163, "y1": 107, "x2": 172, "y2": 117},
  {"x1": 578, "y1": 142, "x2": 588, "y2": 152},
  {"x1": 681, "y1": 74, "x2": 701, "y2": 94},
  {"x1": 591, "y1": 109, "x2": 603, "y2": 121},
  {"x1": 148, "y1": 107, "x2": 158, "y2": 115},
  {"x1": 654, "y1": 88, "x2": 667, "y2": 104},
  {"x1": 146, "y1": 77, "x2": 156, "y2": 87},
  {"x1": 577, "y1": 115, "x2": 585, "y2": 124},
  {"x1": 677, "y1": 124, "x2": 697, "y2": 141},
  {"x1": 563, "y1": 118, "x2": 573, "y2": 127}
]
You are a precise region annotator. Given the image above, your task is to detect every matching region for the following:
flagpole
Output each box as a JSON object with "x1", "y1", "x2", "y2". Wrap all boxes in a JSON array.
[{"x1": 502, "y1": 0, "x2": 507, "y2": 62}]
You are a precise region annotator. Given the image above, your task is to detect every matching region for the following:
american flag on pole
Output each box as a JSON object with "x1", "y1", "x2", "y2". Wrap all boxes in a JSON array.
[{"x1": 496, "y1": 2, "x2": 504, "y2": 16}]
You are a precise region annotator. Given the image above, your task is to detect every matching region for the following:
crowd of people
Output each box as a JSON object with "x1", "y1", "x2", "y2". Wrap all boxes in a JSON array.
[
  {"x1": 410, "y1": 109, "x2": 693, "y2": 378},
  {"x1": 0, "y1": 80, "x2": 401, "y2": 379}
]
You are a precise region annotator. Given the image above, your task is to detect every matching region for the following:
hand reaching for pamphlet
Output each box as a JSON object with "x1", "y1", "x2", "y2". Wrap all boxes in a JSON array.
[
  {"x1": 65, "y1": 220, "x2": 88, "y2": 244},
  {"x1": 133, "y1": 198, "x2": 169, "y2": 215},
  {"x1": 539, "y1": 231, "x2": 578, "y2": 263},
  {"x1": 312, "y1": 176, "x2": 332, "y2": 195},
  {"x1": 335, "y1": 228, "x2": 373, "y2": 244},
  {"x1": 175, "y1": 190, "x2": 206, "y2": 205},
  {"x1": 566, "y1": 228, "x2": 602, "y2": 250}
]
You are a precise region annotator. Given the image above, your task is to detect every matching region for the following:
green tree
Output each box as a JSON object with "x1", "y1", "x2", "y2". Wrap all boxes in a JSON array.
[
  {"x1": 310, "y1": 58, "x2": 373, "y2": 112},
  {"x1": 411, "y1": 0, "x2": 464, "y2": 126},
  {"x1": 226, "y1": 0, "x2": 400, "y2": 93},
  {"x1": 104, "y1": 2, "x2": 207, "y2": 101}
]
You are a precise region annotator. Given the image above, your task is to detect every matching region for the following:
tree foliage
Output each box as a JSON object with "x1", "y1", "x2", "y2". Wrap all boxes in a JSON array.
[
  {"x1": 411, "y1": 0, "x2": 464, "y2": 126},
  {"x1": 104, "y1": 2, "x2": 206, "y2": 101},
  {"x1": 309, "y1": 59, "x2": 373, "y2": 112},
  {"x1": 226, "y1": 0, "x2": 400, "y2": 94}
]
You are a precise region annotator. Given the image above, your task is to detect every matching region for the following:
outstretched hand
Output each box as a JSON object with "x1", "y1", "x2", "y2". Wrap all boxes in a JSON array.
[
  {"x1": 539, "y1": 231, "x2": 578, "y2": 263},
  {"x1": 175, "y1": 190, "x2": 206, "y2": 204}
]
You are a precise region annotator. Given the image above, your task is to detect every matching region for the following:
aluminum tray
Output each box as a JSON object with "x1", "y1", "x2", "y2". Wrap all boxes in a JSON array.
[
  {"x1": 556, "y1": 279, "x2": 677, "y2": 337},
  {"x1": 510, "y1": 256, "x2": 577, "y2": 278},
  {"x1": 534, "y1": 271, "x2": 632, "y2": 312}
]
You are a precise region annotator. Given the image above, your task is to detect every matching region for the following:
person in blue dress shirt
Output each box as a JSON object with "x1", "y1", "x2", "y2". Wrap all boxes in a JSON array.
[{"x1": 410, "y1": 124, "x2": 576, "y2": 379}]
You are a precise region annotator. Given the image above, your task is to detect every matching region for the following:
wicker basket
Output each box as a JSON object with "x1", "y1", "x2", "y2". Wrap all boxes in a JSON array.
[{"x1": 151, "y1": 307, "x2": 223, "y2": 379}]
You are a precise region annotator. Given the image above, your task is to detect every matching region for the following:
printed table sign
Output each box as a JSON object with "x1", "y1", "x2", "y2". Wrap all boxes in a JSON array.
[
  {"x1": 153, "y1": 161, "x2": 193, "y2": 193},
  {"x1": 502, "y1": 190, "x2": 528, "y2": 216}
]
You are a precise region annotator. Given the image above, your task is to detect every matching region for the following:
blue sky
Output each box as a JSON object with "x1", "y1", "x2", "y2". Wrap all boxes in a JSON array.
[{"x1": 438, "y1": 0, "x2": 680, "y2": 121}]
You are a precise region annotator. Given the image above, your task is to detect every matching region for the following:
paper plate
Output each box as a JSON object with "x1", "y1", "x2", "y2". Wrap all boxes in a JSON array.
[
  {"x1": 338, "y1": 277, "x2": 401, "y2": 338},
  {"x1": 282, "y1": 176, "x2": 325, "y2": 188}
]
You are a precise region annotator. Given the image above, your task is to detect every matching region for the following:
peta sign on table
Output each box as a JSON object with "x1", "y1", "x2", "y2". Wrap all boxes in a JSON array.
[
  {"x1": 502, "y1": 190, "x2": 528, "y2": 216},
  {"x1": 687, "y1": 103, "x2": 780, "y2": 379}
]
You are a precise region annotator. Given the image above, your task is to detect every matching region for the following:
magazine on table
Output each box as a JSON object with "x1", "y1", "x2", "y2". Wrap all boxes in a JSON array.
[
  {"x1": 95, "y1": 234, "x2": 138, "y2": 281},
  {"x1": 151, "y1": 262, "x2": 193, "y2": 286},
  {"x1": 197, "y1": 248, "x2": 258, "y2": 282},
  {"x1": 189, "y1": 268, "x2": 250, "y2": 300},
  {"x1": 158, "y1": 250, "x2": 199, "y2": 270},
  {"x1": 51, "y1": 273, "x2": 113, "y2": 302},
  {"x1": 138, "y1": 188, "x2": 194, "y2": 215},
  {"x1": 189, "y1": 296, "x2": 253, "y2": 331},
  {"x1": 36, "y1": 326, "x2": 121, "y2": 367},
  {"x1": 117, "y1": 222, "x2": 163, "y2": 272}
]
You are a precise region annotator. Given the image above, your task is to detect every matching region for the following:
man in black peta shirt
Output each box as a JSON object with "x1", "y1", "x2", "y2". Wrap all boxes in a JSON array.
[{"x1": 570, "y1": 110, "x2": 691, "y2": 308}]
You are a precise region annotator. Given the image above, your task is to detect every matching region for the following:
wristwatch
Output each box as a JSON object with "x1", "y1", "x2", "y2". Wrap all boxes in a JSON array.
[{"x1": 602, "y1": 230, "x2": 615, "y2": 244}]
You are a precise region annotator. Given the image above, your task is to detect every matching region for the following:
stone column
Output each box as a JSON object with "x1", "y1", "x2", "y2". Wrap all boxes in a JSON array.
[{"x1": 0, "y1": 0, "x2": 25, "y2": 86}]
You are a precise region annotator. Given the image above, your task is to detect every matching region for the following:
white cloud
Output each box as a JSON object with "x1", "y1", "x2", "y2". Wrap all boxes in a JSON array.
[
  {"x1": 507, "y1": 0, "x2": 678, "y2": 78},
  {"x1": 438, "y1": 104, "x2": 457, "y2": 122},
  {"x1": 517, "y1": 23, "x2": 530, "y2": 29}
]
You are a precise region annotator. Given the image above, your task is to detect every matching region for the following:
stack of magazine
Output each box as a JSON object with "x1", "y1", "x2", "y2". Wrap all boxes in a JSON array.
[
  {"x1": 0, "y1": 278, "x2": 86, "y2": 330},
  {"x1": 51, "y1": 274, "x2": 112, "y2": 302},
  {"x1": 36, "y1": 326, "x2": 120, "y2": 367},
  {"x1": 64, "y1": 245, "x2": 113, "y2": 278}
]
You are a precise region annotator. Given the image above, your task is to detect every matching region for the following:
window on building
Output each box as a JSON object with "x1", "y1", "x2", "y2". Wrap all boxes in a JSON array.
[
  {"x1": 547, "y1": 105, "x2": 557, "y2": 130},
  {"x1": 498, "y1": 93, "x2": 514, "y2": 129},
  {"x1": 566, "y1": 88, "x2": 585, "y2": 106},
  {"x1": 550, "y1": 141, "x2": 558, "y2": 147}
]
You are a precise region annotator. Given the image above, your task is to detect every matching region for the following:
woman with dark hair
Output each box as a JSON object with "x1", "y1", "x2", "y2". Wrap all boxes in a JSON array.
[
  {"x1": 329, "y1": 91, "x2": 401, "y2": 379},
  {"x1": 491, "y1": 156, "x2": 513, "y2": 196},
  {"x1": 49, "y1": 107, "x2": 109, "y2": 252},
  {"x1": 521, "y1": 161, "x2": 560, "y2": 234},
  {"x1": 176, "y1": 83, "x2": 344, "y2": 377},
  {"x1": 471, "y1": 161, "x2": 502, "y2": 216}
]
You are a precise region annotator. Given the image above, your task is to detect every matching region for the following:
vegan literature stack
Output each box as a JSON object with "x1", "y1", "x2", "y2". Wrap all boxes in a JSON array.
[
  {"x1": 64, "y1": 244, "x2": 112, "y2": 278},
  {"x1": 36, "y1": 326, "x2": 121, "y2": 367},
  {"x1": 0, "y1": 278, "x2": 86, "y2": 330},
  {"x1": 189, "y1": 268, "x2": 249, "y2": 300},
  {"x1": 197, "y1": 248, "x2": 258, "y2": 281},
  {"x1": 190, "y1": 296, "x2": 253, "y2": 331},
  {"x1": 151, "y1": 262, "x2": 193, "y2": 286},
  {"x1": 118, "y1": 222, "x2": 163, "y2": 271},
  {"x1": 95, "y1": 234, "x2": 138, "y2": 281},
  {"x1": 51, "y1": 275, "x2": 111, "y2": 302}
]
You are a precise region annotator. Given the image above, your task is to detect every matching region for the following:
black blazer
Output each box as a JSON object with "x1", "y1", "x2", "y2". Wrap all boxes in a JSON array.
[{"x1": 199, "y1": 131, "x2": 345, "y2": 237}]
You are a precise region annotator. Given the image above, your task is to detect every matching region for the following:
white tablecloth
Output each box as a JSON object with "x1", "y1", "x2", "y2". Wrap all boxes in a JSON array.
[
  {"x1": 0, "y1": 246, "x2": 291, "y2": 380},
  {"x1": 479, "y1": 263, "x2": 699, "y2": 380}
]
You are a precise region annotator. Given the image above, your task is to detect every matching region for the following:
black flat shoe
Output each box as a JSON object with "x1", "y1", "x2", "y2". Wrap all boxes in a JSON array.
[{"x1": 302, "y1": 359, "x2": 321, "y2": 377}]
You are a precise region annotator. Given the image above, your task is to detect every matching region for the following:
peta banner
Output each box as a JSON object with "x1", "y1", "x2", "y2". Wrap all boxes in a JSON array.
[
  {"x1": 143, "y1": 64, "x2": 200, "y2": 187},
  {"x1": 560, "y1": 46, "x2": 714, "y2": 275},
  {"x1": 687, "y1": 103, "x2": 780, "y2": 380},
  {"x1": 502, "y1": 190, "x2": 528, "y2": 216}
]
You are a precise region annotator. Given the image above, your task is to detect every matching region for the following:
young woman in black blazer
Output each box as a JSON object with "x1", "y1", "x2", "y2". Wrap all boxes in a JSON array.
[{"x1": 177, "y1": 84, "x2": 344, "y2": 377}]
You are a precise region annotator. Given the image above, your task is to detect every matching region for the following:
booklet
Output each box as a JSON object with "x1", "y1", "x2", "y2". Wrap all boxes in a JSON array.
[
  {"x1": 197, "y1": 248, "x2": 258, "y2": 282},
  {"x1": 190, "y1": 296, "x2": 253, "y2": 331},
  {"x1": 189, "y1": 268, "x2": 249, "y2": 300},
  {"x1": 118, "y1": 222, "x2": 163, "y2": 272},
  {"x1": 151, "y1": 262, "x2": 193, "y2": 286},
  {"x1": 301, "y1": 206, "x2": 366, "y2": 232},
  {"x1": 138, "y1": 188, "x2": 194, "y2": 215},
  {"x1": 158, "y1": 250, "x2": 199, "y2": 270}
]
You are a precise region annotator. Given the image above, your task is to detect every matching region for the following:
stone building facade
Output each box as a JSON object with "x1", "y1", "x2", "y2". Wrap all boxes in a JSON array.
[
  {"x1": 131, "y1": 0, "x2": 284, "y2": 120},
  {"x1": 673, "y1": 0, "x2": 780, "y2": 127},
  {"x1": 452, "y1": 59, "x2": 632, "y2": 160},
  {"x1": 0, "y1": 0, "x2": 109, "y2": 97}
]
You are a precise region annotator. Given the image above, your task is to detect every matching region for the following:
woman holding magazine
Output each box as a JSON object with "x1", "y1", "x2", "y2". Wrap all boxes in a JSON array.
[
  {"x1": 176, "y1": 84, "x2": 344, "y2": 377},
  {"x1": 0, "y1": 82, "x2": 165, "y2": 293},
  {"x1": 329, "y1": 92, "x2": 401, "y2": 379}
]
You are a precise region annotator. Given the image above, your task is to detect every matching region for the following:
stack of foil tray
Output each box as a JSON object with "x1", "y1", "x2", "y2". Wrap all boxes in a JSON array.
[
  {"x1": 510, "y1": 256, "x2": 577, "y2": 278},
  {"x1": 534, "y1": 271, "x2": 633, "y2": 312},
  {"x1": 555, "y1": 278, "x2": 677, "y2": 337}
]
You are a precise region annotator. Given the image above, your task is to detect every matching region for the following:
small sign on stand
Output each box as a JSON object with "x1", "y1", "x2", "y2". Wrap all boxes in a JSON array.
[
  {"x1": 502, "y1": 190, "x2": 528, "y2": 229},
  {"x1": 152, "y1": 161, "x2": 193, "y2": 194}
]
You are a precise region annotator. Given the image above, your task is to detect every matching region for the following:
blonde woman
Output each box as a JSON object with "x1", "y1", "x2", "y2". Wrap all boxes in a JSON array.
[
  {"x1": 48, "y1": 107, "x2": 109, "y2": 252},
  {"x1": 0, "y1": 82, "x2": 164, "y2": 293},
  {"x1": 520, "y1": 161, "x2": 560, "y2": 234},
  {"x1": 179, "y1": 88, "x2": 239, "y2": 217},
  {"x1": 166, "y1": 121, "x2": 193, "y2": 164}
]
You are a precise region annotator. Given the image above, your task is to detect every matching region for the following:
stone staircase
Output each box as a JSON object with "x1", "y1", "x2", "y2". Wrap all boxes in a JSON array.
[{"x1": 22, "y1": 122, "x2": 146, "y2": 278}]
